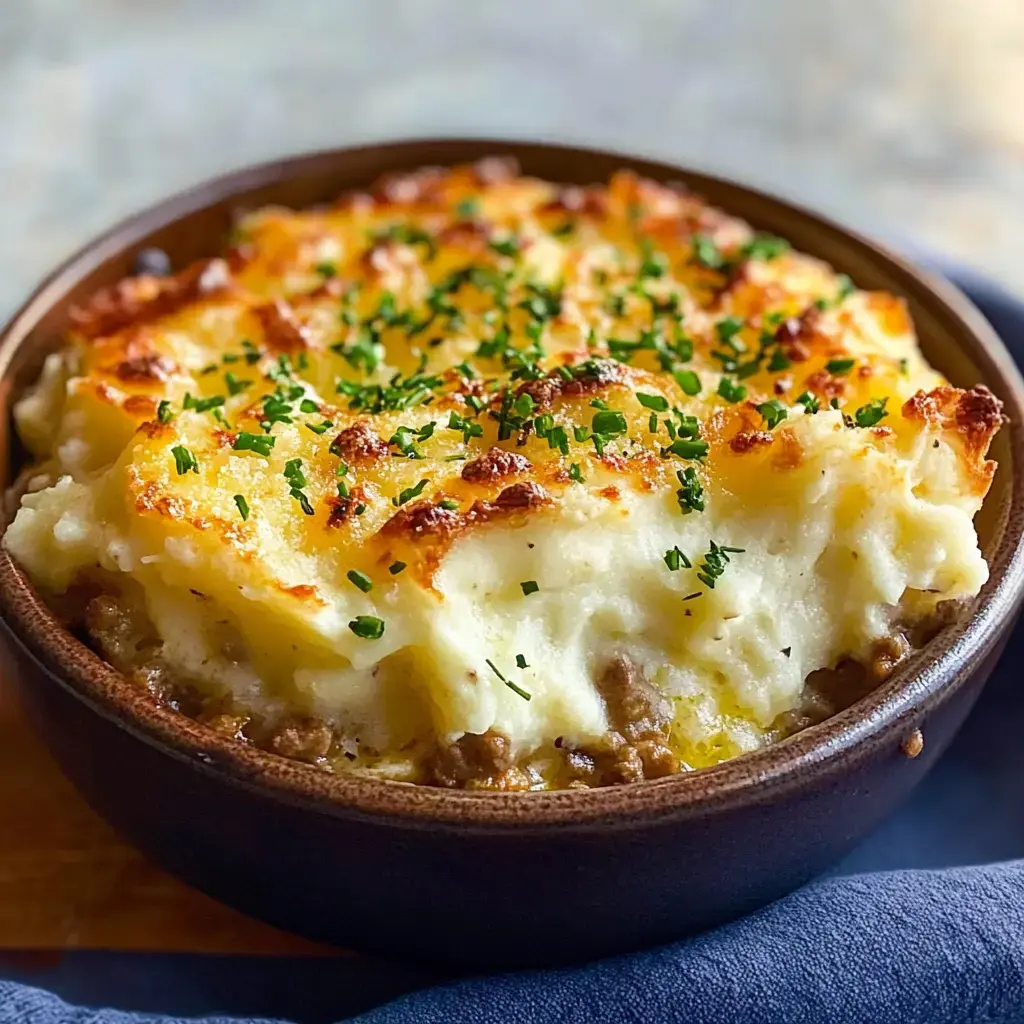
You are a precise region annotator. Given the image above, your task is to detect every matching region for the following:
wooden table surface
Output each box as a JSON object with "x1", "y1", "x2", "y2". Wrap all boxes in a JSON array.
[{"x1": 0, "y1": 676, "x2": 331, "y2": 956}]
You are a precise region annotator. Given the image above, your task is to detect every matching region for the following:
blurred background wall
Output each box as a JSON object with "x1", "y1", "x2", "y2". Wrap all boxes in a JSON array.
[{"x1": 2, "y1": 0, "x2": 1023, "y2": 319}]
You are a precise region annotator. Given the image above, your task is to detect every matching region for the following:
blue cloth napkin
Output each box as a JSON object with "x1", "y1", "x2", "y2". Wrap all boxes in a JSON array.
[{"x1": 2, "y1": 261, "x2": 1023, "y2": 1024}]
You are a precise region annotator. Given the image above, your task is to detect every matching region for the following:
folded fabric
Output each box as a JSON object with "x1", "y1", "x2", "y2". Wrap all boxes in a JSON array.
[
  {"x1": 2, "y1": 263, "x2": 1023, "y2": 1024},
  {"x1": 3, "y1": 860, "x2": 1024, "y2": 1024}
]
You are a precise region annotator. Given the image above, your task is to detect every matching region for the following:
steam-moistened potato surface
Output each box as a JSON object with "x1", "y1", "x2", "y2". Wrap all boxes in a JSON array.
[{"x1": 5, "y1": 159, "x2": 1003, "y2": 789}]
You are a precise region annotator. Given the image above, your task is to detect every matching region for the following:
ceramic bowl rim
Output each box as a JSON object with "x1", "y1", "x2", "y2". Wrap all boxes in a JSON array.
[{"x1": 2, "y1": 136, "x2": 1023, "y2": 828}]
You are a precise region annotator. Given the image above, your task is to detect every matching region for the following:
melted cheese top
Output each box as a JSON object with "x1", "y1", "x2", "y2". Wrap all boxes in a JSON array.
[{"x1": 5, "y1": 158, "x2": 1002, "y2": 783}]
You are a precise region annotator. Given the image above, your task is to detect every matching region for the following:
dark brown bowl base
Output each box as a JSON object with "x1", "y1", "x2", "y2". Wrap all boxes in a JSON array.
[
  {"x1": 0, "y1": 615, "x2": 1010, "y2": 967},
  {"x1": 2, "y1": 139, "x2": 1023, "y2": 968}
]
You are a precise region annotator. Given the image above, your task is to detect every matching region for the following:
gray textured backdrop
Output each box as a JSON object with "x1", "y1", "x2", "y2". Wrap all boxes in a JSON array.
[{"x1": 2, "y1": 0, "x2": 1023, "y2": 320}]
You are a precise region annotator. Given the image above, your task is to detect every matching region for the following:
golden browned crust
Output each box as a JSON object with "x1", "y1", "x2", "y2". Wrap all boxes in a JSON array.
[{"x1": 70, "y1": 258, "x2": 232, "y2": 340}]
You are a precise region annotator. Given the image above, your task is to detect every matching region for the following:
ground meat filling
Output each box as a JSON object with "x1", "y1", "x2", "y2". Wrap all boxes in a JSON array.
[
  {"x1": 562, "y1": 657, "x2": 680, "y2": 786},
  {"x1": 430, "y1": 728, "x2": 519, "y2": 788}
]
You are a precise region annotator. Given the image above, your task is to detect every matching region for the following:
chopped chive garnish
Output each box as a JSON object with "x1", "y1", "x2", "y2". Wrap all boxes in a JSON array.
[
  {"x1": 767, "y1": 349, "x2": 791, "y2": 373},
  {"x1": 489, "y1": 236, "x2": 520, "y2": 258},
  {"x1": 438, "y1": 498, "x2": 460, "y2": 511},
  {"x1": 796, "y1": 391, "x2": 820, "y2": 414},
  {"x1": 349, "y1": 615, "x2": 385, "y2": 639},
  {"x1": 663, "y1": 438, "x2": 709, "y2": 460},
  {"x1": 676, "y1": 467, "x2": 705, "y2": 514},
  {"x1": 855, "y1": 397, "x2": 888, "y2": 428},
  {"x1": 675, "y1": 370, "x2": 701, "y2": 395},
  {"x1": 591, "y1": 409, "x2": 628, "y2": 436},
  {"x1": 347, "y1": 569, "x2": 373, "y2": 593},
  {"x1": 183, "y1": 392, "x2": 226, "y2": 414},
  {"x1": 233, "y1": 494, "x2": 250, "y2": 520},
  {"x1": 225, "y1": 372, "x2": 251, "y2": 396},
  {"x1": 515, "y1": 653, "x2": 529, "y2": 669},
  {"x1": 569, "y1": 462, "x2": 585, "y2": 483},
  {"x1": 757, "y1": 399, "x2": 788, "y2": 429},
  {"x1": 520, "y1": 580, "x2": 540, "y2": 596},
  {"x1": 696, "y1": 540, "x2": 743, "y2": 589},
  {"x1": 171, "y1": 445, "x2": 199, "y2": 475},
  {"x1": 157, "y1": 400, "x2": 173, "y2": 423},
  {"x1": 485, "y1": 658, "x2": 531, "y2": 701},
  {"x1": 315, "y1": 261, "x2": 337, "y2": 277},
  {"x1": 233, "y1": 432, "x2": 276, "y2": 457},
  {"x1": 898, "y1": 358, "x2": 909, "y2": 375},
  {"x1": 717, "y1": 377, "x2": 747, "y2": 404},
  {"x1": 691, "y1": 234, "x2": 724, "y2": 270},
  {"x1": 664, "y1": 546, "x2": 691, "y2": 571},
  {"x1": 716, "y1": 317, "x2": 746, "y2": 352},
  {"x1": 299, "y1": 398, "x2": 320, "y2": 414},
  {"x1": 393, "y1": 478, "x2": 429, "y2": 506},
  {"x1": 637, "y1": 392, "x2": 669, "y2": 412},
  {"x1": 825, "y1": 357, "x2": 855, "y2": 375},
  {"x1": 455, "y1": 197, "x2": 480, "y2": 218},
  {"x1": 389, "y1": 561, "x2": 407, "y2": 575},
  {"x1": 741, "y1": 234, "x2": 790, "y2": 262}
]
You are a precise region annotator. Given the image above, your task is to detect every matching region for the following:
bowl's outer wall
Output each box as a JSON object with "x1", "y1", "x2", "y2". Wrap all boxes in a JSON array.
[
  {"x1": 2, "y1": 138, "x2": 1023, "y2": 965},
  {"x1": 0, "y1": 615, "x2": 1008, "y2": 966}
]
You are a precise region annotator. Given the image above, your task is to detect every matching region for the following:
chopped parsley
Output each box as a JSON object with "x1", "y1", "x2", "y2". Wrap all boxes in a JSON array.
[
  {"x1": 520, "y1": 580, "x2": 540, "y2": 596},
  {"x1": 349, "y1": 616, "x2": 385, "y2": 640},
  {"x1": 757, "y1": 399, "x2": 788, "y2": 429},
  {"x1": 664, "y1": 546, "x2": 691, "y2": 571},
  {"x1": 233, "y1": 494, "x2": 250, "y2": 520},
  {"x1": 855, "y1": 397, "x2": 889, "y2": 428},
  {"x1": 171, "y1": 445, "x2": 198, "y2": 476},
  {"x1": 233, "y1": 432, "x2": 276, "y2": 457},
  {"x1": 485, "y1": 658, "x2": 531, "y2": 701},
  {"x1": 347, "y1": 569, "x2": 373, "y2": 593}
]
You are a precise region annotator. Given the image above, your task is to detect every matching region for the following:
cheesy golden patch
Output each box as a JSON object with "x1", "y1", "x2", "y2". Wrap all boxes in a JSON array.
[{"x1": 5, "y1": 158, "x2": 1002, "y2": 789}]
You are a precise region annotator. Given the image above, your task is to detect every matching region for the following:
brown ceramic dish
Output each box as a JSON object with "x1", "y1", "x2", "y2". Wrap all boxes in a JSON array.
[{"x1": 1, "y1": 139, "x2": 1023, "y2": 967}]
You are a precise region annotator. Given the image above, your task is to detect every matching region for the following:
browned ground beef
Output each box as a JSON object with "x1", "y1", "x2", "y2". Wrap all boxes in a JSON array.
[{"x1": 560, "y1": 657, "x2": 680, "y2": 786}]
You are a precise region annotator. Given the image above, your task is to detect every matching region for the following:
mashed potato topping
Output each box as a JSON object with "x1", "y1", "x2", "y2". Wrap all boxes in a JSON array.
[{"x1": 5, "y1": 158, "x2": 1003, "y2": 788}]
